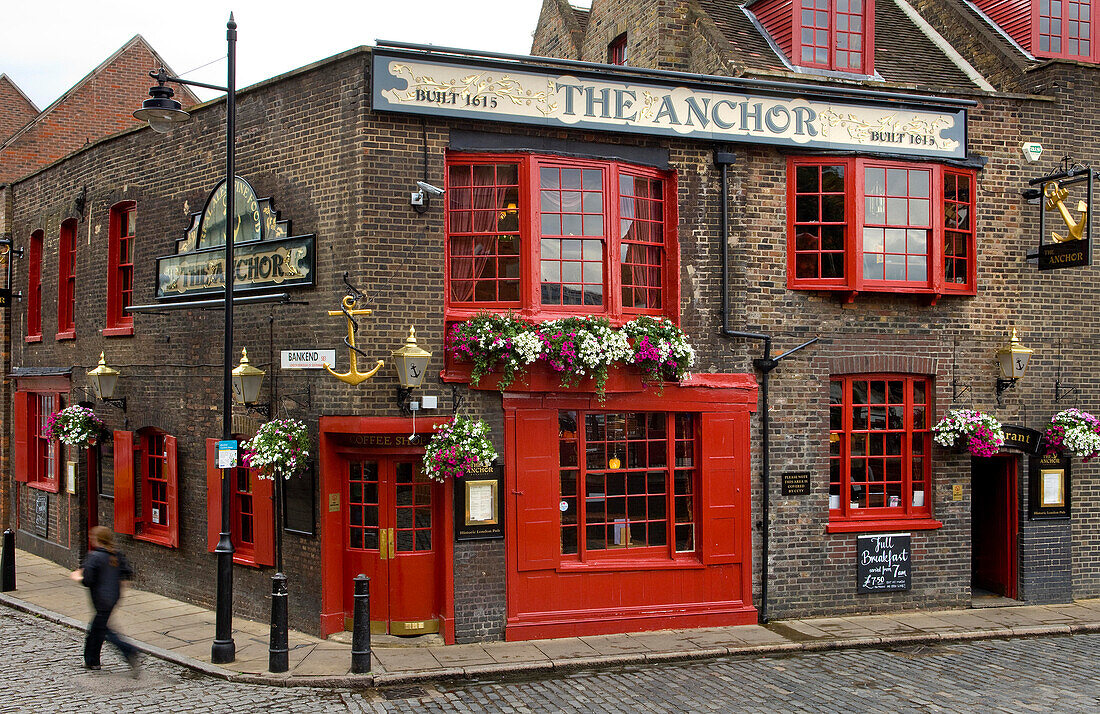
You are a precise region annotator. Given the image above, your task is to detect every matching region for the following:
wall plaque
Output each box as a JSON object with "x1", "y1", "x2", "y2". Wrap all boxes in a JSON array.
[
  {"x1": 781, "y1": 471, "x2": 811, "y2": 496},
  {"x1": 1029, "y1": 452, "x2": 1070, "y2": 519},
  {"x1": 857, "y1": 533, "x2": 911, "y2": 593},
  {"x1": 454, "y1": 465, "x2": 504, "y2": 541}
]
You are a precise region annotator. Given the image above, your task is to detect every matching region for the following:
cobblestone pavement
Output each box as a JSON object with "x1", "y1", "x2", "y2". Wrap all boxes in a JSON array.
[{"x1": 4, "y1": 608, "x2": 1100, "y2": 713}]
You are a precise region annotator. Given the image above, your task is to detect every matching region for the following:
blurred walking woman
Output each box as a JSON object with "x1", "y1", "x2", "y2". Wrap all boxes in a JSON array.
[{"x1": 71, "y1": 526, "x2": 140, "y2": 675}]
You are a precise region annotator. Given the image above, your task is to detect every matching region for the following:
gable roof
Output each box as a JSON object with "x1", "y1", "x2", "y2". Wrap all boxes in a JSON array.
[{"x1": 0, "y1": 73, "x2": 39, "y2": 144}]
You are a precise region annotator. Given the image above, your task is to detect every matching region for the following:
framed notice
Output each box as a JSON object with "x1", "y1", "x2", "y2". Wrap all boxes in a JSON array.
[
  {"x1": 454, "y1": 464, "x2": 504, "y2": 540},
  {"x1": 1029, "y1": 453, "x2": 1070, "y2": 519},
  {"x1": 66, "y1": 461, "x2": 77, "y2": 495}
]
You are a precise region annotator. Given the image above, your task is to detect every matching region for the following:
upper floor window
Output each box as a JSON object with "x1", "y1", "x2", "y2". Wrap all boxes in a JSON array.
[
  {"x1": 1039, "y1": 0, "x2": 1092, "y2": 58},
  {"x1": 829, "y1": 374, "x2": 940, "y2": 532},
  {"x1": 445, "y1": 153, "x2": 678, "y2": 324},
  {"x1": 796, "y1": 0, "x2": 873, "y2": 73},
  {"x1": 27, "y1": 230, "x2": 42, "y2": 341},
  {"x1": 608, "y1": 33, "x2": 628, "y2": 65},
  {"x1": 787, "y1": 157, "x2": 976, "y2": 296},
  {"x1": 57, "y1": 218, "x2": 76, "y2": 339},
  {"x1": 105, "y1": 202, "x2": 135, "y2": 336}
]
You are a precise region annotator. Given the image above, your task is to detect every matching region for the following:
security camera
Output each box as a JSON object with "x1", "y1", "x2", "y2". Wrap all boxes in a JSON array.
[{"x1": 416, "y1": 181, "x2": 445, "y2": 197}]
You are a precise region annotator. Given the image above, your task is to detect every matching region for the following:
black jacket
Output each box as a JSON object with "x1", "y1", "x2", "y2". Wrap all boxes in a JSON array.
[{"x1": 81, "y1": 547, "x2": 133, "y2": 612}]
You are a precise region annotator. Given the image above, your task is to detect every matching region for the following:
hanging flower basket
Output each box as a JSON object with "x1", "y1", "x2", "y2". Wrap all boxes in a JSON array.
[
  {"x1": 44, "y1": 406, "x2": 107, "y2": 448},
  {"x1": 932, "y1": 409, "x2": 1005, "y2": 458},
  {"x1": 423, "y1": 416, "x2": 497, "y2": 483},
  {"x1": 241, "y1": 418, "x2": 310, "y2": 480},
  {"x1": 1043, "y1": 409, "x2": 1100, "y2": 461}
]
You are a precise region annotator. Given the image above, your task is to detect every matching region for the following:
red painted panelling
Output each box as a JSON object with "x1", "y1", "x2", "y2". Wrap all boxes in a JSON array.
[
  {"x1": 753, "y1": 0, "x2": 796, "y2": 59},
  {"x1": 113, "y1": 431, "x2": 135, "y2": 535},
  {"x1": 973, "y1": 0, "x2": 1034, "y2": 51}
]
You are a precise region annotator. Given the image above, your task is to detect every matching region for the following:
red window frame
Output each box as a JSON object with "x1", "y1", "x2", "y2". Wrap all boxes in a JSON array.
[
  {"x1": 1034, "y1": 0, "x2": 1093, "y2": 60},
  {"x1": 557, "y1": 410, "x2": 698, "y2": 564},
  {"x1": 828, "y1": 374, "x2": 941, "y2": 533},
  {"x1": 105, "y1": 202, "x2": 135, "y2": 336},
  {"x1": 794, "y1": 0, "x2": 875, "y2": 74},
  {"x1": 57, "y1": 218, "x2": 76, "y2": 340},
  {"x1": 443, "y1": 152, "x2": 680, "y2": 325},
  {"x1": 232, "y1": 467, "x2": 256, "y2": 561},
  {"x1": 13, "y1": 390, "x2": 63, "y2": 491},
  {"x1": 205, "y1": 439, "x2": 275, "y2": 567},
  {"x1": 114, "y1": 429, "x2": 179, "y2": 547},
  {"x1": 608, "y1": 33, "x2": 628, "y2": 65},
  {"x1": 787, "y1": 157, "x2": 976, "y2": 296},
  {"x1": 26, "y1": 230, "x2": 42, "y2": 342}
]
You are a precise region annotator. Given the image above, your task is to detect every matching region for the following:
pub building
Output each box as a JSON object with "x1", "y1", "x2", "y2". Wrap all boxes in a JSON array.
[{"x1": 2, "y1": 0, "x2": 1099, "y2": 644}]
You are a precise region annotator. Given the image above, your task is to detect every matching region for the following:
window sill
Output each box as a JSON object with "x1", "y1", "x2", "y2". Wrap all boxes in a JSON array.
[
  {"x1": 443, "y1": 359, "x2": 648, "y2": 393},
  {"x1": 826, "y1": 517, "x2": 942, "y2": 534},
  {"x1": 233, "y1": 552, "x2": 262, "y2": 568},
  {"x1": 26, "y1": 480, "x2": 60, "y2": 494},
  {"x1": 134, "y1": 529, "x2": 177, "y2": 548},
  {"x1": 557, "y1": 556, "x2": 704, "y2": 573},
  {"x1": 55, "y1": 330, "x2": 75, "y2": 341},
  {"x1": 102, "y1": 325, "x2": 134, "y2": 337},
  {"x1": 24, "y1": 335, "x2": 42, "y2": 344}
]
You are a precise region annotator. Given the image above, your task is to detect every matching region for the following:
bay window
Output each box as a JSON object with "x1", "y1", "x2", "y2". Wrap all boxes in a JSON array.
[
  {"x1": 445, "y1": 153, "x2": 678, "y2": 323},
  {"x1": 788, "y1": 157, "x2": 976, "y2": 296}
]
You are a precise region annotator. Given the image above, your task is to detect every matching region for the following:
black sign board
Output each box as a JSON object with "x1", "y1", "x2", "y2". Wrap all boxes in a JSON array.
[
  {"x1": 1001, "y1": 425, "x2": 1044, "y2": 455},
  {"x1": 781, "y1": 471, "x2": 811, "y2": 496},
  {"x1": 34, "y1": 494, "x2": 48, "y2": 538},
  {"x1": 1039, "y1": 241, "x2": 1089, "y2": 270},
  {"x1": 454, "y1": 464, "x2": 504, "y2": 541},
  {"x1": 1032, "y1": 165, "x2": 1093, "y2": 271},
  {"x1": 1029, "y1": 452, "x2": 1071, "y2": 519},
  {"x1": 0, "y1": 288, "x2": 10, "y2": 308},
  {"x1": 281, "y1": 462, "x2": 317, "y2": 536},
  {"x1": 857, "y1": 533, "x2": 911, "y2": 593}
]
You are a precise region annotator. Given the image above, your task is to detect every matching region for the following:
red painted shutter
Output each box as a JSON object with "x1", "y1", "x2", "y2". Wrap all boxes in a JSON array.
[
  {"x1": 513, "y1": 408, "x2": 561, "y2": 571},
  {"x1": 699, "y1": 412, "x2": 744, "y2": 565},
  {"x1": 12, "y1": 392, "x2": 30, "y2": 482},
  {"x1": 206, "y1": 439, "x2": 221, "y2": 552},
  {"x1": 252, "y1": 471, "x2": 276, "y2": 567},
  {"x1": 164, "y1": 435, "x2": 179, "y2": 548},
  {"x1": 113, "y1": 431, "x2": 135, "y2": 535}
]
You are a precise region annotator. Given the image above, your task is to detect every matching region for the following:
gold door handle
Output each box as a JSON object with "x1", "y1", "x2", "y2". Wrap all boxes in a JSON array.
[
  {"x1": 388, "y1": 528, "x2": 396, "y2": 559},
  {"x1": 378, "y1": 529, "x2": 388, "y2": 561}
]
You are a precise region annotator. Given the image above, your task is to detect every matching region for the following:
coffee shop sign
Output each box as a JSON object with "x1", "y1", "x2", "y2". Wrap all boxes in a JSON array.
[{"x1": 373, "y1": 52, "x2": 966, "y2": 159}]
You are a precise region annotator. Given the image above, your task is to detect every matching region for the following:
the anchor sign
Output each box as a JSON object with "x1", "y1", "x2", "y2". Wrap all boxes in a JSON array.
[
  {"x1": 323, "y1": 294, "x2": 385, "y2": 386},
  {"x1": 1044, "y1": 181, "x2": 1089, "y2": 243}
]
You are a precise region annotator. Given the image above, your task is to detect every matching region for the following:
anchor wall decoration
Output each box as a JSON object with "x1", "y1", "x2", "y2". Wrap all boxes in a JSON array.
[
  {"x1": 1044, "y1": 181, "x2": 1089, "y2": 242},
  {"x1": 323, "y1": 275, "x2": 384, "y2": 386}
]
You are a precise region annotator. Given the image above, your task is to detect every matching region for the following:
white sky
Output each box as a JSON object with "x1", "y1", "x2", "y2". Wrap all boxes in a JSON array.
[{"x1": 1, "y1": 1, "x2": 593, "y2": 109}]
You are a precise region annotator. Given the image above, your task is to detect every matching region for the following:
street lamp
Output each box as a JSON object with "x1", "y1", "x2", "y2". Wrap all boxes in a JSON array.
[
  {"x1": 995, "y1": 327, "x2": 1034, "y2": 404},
  {"x1": 134, "y1": 13, "x2": 240, "y2": 666},
  {"x1": 87, "y1": 352, "x2": 126, "y2": 411}
]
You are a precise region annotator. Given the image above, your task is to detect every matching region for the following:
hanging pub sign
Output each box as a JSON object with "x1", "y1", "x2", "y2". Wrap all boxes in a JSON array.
[
  {"x1": 156, "y1": 176, "x2": 315, "y2": 300},
  {"x1": 1029, "y1": 452, "x2": 1071, "y2": 519},
  {"x1": 372, "y1": 49, "x2": 967, "y2": 159},
  {"x1": 1028, "y1": 162, "x2": 1094, "y2": 271},
  {"x1": 454, "y1": 464, "x2": 504, "y2": 541},
  {"x1": 1001, "y1": 425, "x2": 1044, "y2": 455}
]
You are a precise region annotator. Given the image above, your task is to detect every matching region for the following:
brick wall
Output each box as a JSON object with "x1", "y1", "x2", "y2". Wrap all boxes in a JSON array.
[{"x1": 0, "y1": 75, "x2": 38, "y2": 145}]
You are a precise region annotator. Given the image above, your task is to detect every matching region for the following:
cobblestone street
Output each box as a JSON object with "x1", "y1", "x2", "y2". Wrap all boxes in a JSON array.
[{"x1": 4, "y1": 608, "x2": 1100, "y2": 712}]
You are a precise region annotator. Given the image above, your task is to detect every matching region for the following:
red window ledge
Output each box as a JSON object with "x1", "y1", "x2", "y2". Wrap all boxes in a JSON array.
[
  {"x1": 26, "y1": 480, "x2": 60, "y2": 494},
  {"x1": 55, "y1": 329, "x2": 75, "y2": 341},
  {"x1": 827, "y1": 517, "x2": 942, "y2": 534},
  {"x1": 25, "y1": 335, "x2": 42, "y2": 344},
  {"x1": 102, "y1": 326, "x2": 134, "y2": 338},
  {"x1": 134, "y1": 530, "x2": 176, "y2": 548}
]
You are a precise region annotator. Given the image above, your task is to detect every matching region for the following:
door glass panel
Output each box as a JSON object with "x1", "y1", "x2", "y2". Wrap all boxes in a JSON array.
[
  {"x1": 394, "y1": 461, "x2": 432, "y2": 552},
  {"x1": 348, "y1": 461, "x2": 380, "y2": 551}
]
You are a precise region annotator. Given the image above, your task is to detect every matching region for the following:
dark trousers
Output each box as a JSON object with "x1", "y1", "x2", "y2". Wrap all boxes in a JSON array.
[{"x1": 84, "y1": 607, "x2": 135, "y2": 667}]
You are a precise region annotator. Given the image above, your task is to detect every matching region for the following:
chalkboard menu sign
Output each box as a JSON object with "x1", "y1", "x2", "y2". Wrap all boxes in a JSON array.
[
  {"x1": 34, "y1": 494, "x2": 48, "y2": 538},
  {"x1": 857, "y1": 533, "x2": 911, "y2": 593}
]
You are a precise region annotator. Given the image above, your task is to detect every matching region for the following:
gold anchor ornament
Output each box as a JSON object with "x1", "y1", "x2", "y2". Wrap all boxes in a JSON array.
[
  {"x1": 1044, "y1": 182, "x2": 1089, "y2": 242},
  {"x1": 324, "y1": 294, "x2": 385, "y2": 386}
]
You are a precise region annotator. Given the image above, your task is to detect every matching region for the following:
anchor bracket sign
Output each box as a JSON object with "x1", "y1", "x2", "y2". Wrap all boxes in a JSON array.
[
  {"x1": 1029, "y1": 161, "x2": 1095, "y2": 271},
  {"x1": 323, "y1": 294, "x2": 385, "y2": 386}
]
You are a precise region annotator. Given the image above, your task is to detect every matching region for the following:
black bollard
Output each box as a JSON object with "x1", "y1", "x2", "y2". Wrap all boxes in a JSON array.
[
  {"x1": 268, "y1": 572, "x2": 289, "y2": 673},
  {"x1": 1, "y1": 530, "x2": 14, "y2": 592},
  {"x1": 351, "y1": 574, "x2": 371, "y2": 673}
]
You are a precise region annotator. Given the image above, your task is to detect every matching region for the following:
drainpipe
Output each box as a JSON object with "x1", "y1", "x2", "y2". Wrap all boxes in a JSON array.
[{"x1": 714, "y1": 150, "x2": 818, "y2": 624}]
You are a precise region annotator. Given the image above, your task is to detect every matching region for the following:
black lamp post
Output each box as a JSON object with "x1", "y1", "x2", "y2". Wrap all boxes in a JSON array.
[{"x1": 134, "y1": 13, "x2": 239, "y2": 665}]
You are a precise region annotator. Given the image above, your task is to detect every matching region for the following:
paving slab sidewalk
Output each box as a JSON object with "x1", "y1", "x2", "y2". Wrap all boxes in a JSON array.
[{"x1": 3, "y1": 548, "x2": 1100, "y2": 689}]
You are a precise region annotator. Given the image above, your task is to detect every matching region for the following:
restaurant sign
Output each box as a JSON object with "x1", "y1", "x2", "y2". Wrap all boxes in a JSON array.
[
  {"x1": 156, "y1": 176, "x2": 315, "y2": 300},
  {"x1": 372, "y1": 51, "x2": 966, "y2": 159}
]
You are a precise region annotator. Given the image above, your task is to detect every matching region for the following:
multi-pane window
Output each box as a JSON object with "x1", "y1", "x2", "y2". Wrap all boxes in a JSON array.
[
  {"x1": 233, "y1": 467, "x2": 255, "y2": 556},
  {"x1": 788, "y1": 158, "x2": 976, "y2": 294},
  {"x1": 798, "y1": 0, "x2": 869, "y2": 73},
  {"x1": 608, "y1": 33, "x2": 628, "y2": 65},
  {"x1": 558, "y1": 410, "x2": 696, "y2": 558},
  {"x1": 445, "y1": 154, "x2": 676, "y2": 322},
  {"x1": 1039, "y1": 0, "x2": 1092, "y2": 57},
  {"x1": 830, "y1": 375, "x2": 932, "y2": 524},
  {"x1": 106, "y1": 202, "x2": 135, "y2": 334},
  {"x1": 31, "y1": 393, "x2": 59, "y2": 487},
  {"x1": 348, "y1": 461, "x2": 379, "y2": 551},
  {"x1": 57, "y1": 218, "x2": 76, "y2": 336},
  {"x1": 27, "y1": 230, "x2": 42, "y2": 340},
  {"x1": 395, "y1": 461, "x2": 432, "y2": 552},
  {"x1": 141, "y1": 431, "x2": 170, "y2": 534}
]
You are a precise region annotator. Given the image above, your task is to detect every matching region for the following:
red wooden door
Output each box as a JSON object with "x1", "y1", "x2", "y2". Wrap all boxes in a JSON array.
[
  {"x1": 342, "y1": 456, "x2": 441, "y2": 634},
  {"x1": 972, "y1": 455, "x2": 1018, "y2": 599}
]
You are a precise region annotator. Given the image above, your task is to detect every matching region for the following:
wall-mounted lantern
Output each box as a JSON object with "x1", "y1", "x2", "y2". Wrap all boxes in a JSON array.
[
  {"x1": 231, "y1": 348, "x2": 270, "y2": 417},
  {"x1": 391, "y1": 327, "x2": 432, "y2": 415},
  {"x1": 995, "y1": 328, "x2": 1034, "y2": 403},
  {"x1": 87, "y1": 352, "x2": 126, "y2": 411}
]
